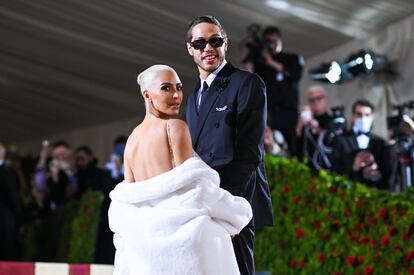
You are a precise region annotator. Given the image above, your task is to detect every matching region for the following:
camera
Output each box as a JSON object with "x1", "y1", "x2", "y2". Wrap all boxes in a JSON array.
[
  {"x1": 241, "y1": 24, "x2": 271, "y2": 64},
  {"x1": 328, "y1": 106, "x2": 347, "y2": 134},
  {"x1": 387, "y1": 101, "x2": 414, "y2": 159}
]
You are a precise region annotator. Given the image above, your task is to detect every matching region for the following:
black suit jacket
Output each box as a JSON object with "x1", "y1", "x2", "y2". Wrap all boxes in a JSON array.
[
  {"x1": 331, "y1": 131, "x2": 388, "y2": 189},
  {"x1": 185, "y1": 62, "x2": 273, "y2": 227}
]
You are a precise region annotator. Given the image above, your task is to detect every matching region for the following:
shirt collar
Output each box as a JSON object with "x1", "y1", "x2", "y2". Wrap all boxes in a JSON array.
[{"x1": 200, "y1": 59, "x2": 227, "y2": 88}]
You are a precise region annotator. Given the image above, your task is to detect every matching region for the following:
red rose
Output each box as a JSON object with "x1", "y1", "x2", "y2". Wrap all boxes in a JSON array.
[
  {"x1": 358, "y1": 255, "x2": 365, "y2": 264},
  {"x1": 347, "y1": 256, "x2": 356, "y2": 266},
  {"x1": 379, "y1": 208, "x2": 389, "y2": 219},
  {"x1": 389, "y1": 227, "x2": 398, "y2": 236},
  {"x1": 405, "y1": 251, "x2": 414, "y2": 262},
  {"x1": 290, "y1": 259, "x2": 298, "y2": 268},
  {"x1": 322, "y1": 233, "x2": 330, "y2": 241},
  {"x1": 317, "y1": 253, "x2": 326, "y2": 263},
  {"x1": 309, "y1": 184, "x2": 317, "y2": 191},
  {"x1": 370, "y1": 239, "x2": 378, "y2": 249},
  {"x1": 394, "y1": 245, "x2": 402, "y2": 252},
  {"x1": 357, "y1": 198, "x2": 365, "y2": 206},
  {"x1": 364, "y1": 265, "x2": 373, "y2": 275},
  {"x1": 368, "y1": 217, "x2": 377, "y2": 225},
  {"x1": 408, "y1": 267, "x2": 414, "y2": 274},
  {"x1": 345, "y1": 208, "x2": 352, "y2": 217},
  {"x1": 293, "y1": 195, "x2": 301, "y2": 204},
  {"x1": 313, "y1": 221, "x2": 321, "y2": 229},
  {"x1": 295, "y1": 228, "x2": 305, "y2": 238},
  {"x1": 380, "y1": 235, "x2": 390, "y2": 246},
  {"x1": 359, "y1": 237, "x2": 368, "y2": 244},
  {"x1": 355, "y1": 223, "x2": 364, "y2": 231},
  {"x1": 282, "y1": 185, "x2": 290, "y2": 193}
]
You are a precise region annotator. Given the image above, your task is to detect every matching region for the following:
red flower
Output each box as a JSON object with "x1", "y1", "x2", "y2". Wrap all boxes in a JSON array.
[
  {"x1": 359, "y1": 237, "x2": 368, "y2": 244},
  {"x1": 318, "y1": 253, "x2": 326, "y2": 263},
  {"x1": 370, "y1": 239, "x2": 378, "y2": 249},
  {"x1": 309, "y1": 178, "x2": 316, "y2": 183},
  {"x1": 345, "y1": 207, "x2": 352, "y2": 217},
  {"x1": 358, "y1": 255, "x2": 365, "y2": 264},
  {"x1": 293, "y1": 195, "x2": 301, "y2": 204},
  {"x1": 364, "y1": 265, "x2": 373, "y2": 275},
  {"x1": 290, "y1": 259, "x2": 298, "y2": 268},
  {"x1": 313, "y1": 221, "x2": 321, "y2": 230},
  {"x1": 282, "y1": 185, "x2": 290, "y2": 193},
  {"x1": 357, "y1": 198, "x2": 365, "y2": 206},
  {"x1": 405, "y1": 251, "x2": 414, "y2": 263},
  {"x1": 309, "y1": 184, "x2": 317, "y2": 191},
  {"x1": 322, "y1": 233, "x2": 330, "y2": 241},
  {"x1": 347, "y1": 256, "x2": 357, "y2": 266},
  {"x1": 380, "y1": 235, "x2": 390, "y2": 246},
  {"x1": 394, "y1": 245, "x2": 402, "y2": 252},
  {"x1": 355, "y1": 223, "x2": 364, "y2": 231},
  {"x1": 300, "y1": 259, "x2": 306, "y2": 268},
  {"x1": 368, "y1": 217, "x2": 377, "y2": 225},
  {"x1": 389, "y1": 227, "x2": 398, "y2": 236},
  {"x1": 379, "y1": 208, "x2": 389, "y2": 219},
  {"x1": 408, "y1": 267, "x2": 414, "y2": 274},
  {"x1": 295, "y1": 228, "x2": 305, "y2": 238}
]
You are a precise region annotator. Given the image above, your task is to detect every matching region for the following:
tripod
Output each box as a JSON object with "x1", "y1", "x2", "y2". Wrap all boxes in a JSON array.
[{"x1": 388, "y1": 145, "x2": 414, "y2": 192}]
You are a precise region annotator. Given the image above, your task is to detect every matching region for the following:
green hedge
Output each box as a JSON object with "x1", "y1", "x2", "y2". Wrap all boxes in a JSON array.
[
  {"x1": 22, "y1": 191, "x2": 104, "y2": 263},
  {"x1": 255, "y1": 156, "x2": 414, "y2": 274}
]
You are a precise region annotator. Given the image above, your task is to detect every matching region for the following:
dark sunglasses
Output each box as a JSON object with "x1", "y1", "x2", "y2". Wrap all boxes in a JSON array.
[{"x1": 190, "y1": 37, "x2": 225, "y2": 50}]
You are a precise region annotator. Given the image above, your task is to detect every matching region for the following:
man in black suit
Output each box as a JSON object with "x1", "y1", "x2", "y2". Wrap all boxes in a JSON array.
[
  {"x1": 185, "y1": 15, "x2": 273, "y2": 275},
  {"x1": 331, "y1": 100, "x2": 388, "y2": 189}
]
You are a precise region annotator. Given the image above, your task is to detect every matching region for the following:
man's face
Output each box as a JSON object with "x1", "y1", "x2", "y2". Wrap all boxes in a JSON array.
[
  {"x1": 187, "y1": 23, "x2": 227, "y2": 79},
  {"x1": 53, "y1": 145, "x2": 71, "y2": 162},
  {"x1": 264, "y1": 33, "x2": 282, "y2": 54},
  {"x1": 75, "y1": 151, "x2": 92, "y2": 170},
  {"x1": 352, "y1": 105, "x2": 373, "y2": 123},
  {"x1": 308, "y1": 91, "x2": 328, "y2": 116}
]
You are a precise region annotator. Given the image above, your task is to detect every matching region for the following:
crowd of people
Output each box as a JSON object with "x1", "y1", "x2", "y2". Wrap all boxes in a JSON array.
[{"x1": 0, "y1": 137, "x2": 127, "y2": 263}]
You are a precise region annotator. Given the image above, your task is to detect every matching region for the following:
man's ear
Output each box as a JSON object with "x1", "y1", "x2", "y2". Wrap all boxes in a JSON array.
[
  {"x1": 187, "y1": 43, "x2": 194, "y2": 56},
  {"x1": 224, "y1": 39, "x2": 228, "y2": 52}
]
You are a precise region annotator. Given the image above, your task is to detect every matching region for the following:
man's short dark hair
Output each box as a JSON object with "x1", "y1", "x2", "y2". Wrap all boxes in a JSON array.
[
  {"x1": 53, "y1": 140, "x2": 70, "y2": 149},
  {"x1": 262, "y1": 26, "x2": 281, "y2": 38},
  {"x1": 76, "y1": 145, "x2": 93, "y2": 156},
  {"x1": 187, "y1": 15, "x2": 227, "y2": 42},
  {"x1": 352, "y1": 99, "x2": 375, "y2": 114}
]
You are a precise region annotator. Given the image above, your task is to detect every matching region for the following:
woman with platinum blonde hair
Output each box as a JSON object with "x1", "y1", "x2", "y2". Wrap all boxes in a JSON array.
[{"x1": 108, "y1": 64, "x2": 252, "y2": 275}]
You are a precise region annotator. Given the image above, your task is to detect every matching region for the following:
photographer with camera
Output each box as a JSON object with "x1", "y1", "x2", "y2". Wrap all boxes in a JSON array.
[
  {"x1": 331, "y1": 100, "x2": 388, "y2": 189},
  {"x1": 243, "y1": 26, "x2": 304, "y2": 153},
  {"x1": 387, "y1": 102, "x2": 414, "y2": 192},
  {"x1": 295, "y1": 86, "x2": 336, "y2": 170}
]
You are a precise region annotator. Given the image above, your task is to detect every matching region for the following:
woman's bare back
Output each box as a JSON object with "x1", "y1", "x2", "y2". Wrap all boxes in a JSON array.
[{"x1": 123, "y1": 119, "x2": 194, "y2": 182}]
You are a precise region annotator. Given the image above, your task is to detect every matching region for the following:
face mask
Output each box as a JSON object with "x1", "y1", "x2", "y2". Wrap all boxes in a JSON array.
[{"x1": 353, "y1": 117, "x2": 373, "y2": 133}]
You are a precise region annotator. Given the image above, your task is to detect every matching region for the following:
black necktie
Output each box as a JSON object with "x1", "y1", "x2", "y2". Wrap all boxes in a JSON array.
[{"x1": 197, "y1": 81, "x2": 209, "y2": 111}]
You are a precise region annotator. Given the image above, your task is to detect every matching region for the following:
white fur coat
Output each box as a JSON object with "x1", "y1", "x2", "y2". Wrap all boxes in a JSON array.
[{"x1": 108, "y1": 157, "x2": 252, "y2": 275}]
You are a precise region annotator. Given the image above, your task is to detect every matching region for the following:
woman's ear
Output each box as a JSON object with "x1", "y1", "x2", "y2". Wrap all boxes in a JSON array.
[{"x1": 143, "y1": 90, "x2": 151, "y2": 101}]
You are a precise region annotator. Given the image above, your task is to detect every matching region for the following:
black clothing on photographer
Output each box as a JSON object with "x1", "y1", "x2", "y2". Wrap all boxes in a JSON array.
[
  {"x1": 0, "y1": 163, "x2": 23, "y2": 260},
  {"x1": 296, "y1": 112, "x2": 333, "y2": 171},
  {"x1": 255, "y1": 52, "x2": 303, "y2": 151},
  {"x1": 331, "y1": 130, "x2": 388, "y2": 189}
]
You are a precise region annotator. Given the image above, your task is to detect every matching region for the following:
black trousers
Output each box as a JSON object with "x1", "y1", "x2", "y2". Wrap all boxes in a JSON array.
[{"x1": 232, "y1": 226, "x2": 255, "y2": 275}]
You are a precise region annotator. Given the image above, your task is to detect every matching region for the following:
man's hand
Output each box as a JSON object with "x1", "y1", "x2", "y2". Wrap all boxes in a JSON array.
[
  {"x1": 352, "y1": 151, "x2": 375, "y2": 172},
  {"x1": 262, "y1": 51, "x2": 284, "y2": 71}
]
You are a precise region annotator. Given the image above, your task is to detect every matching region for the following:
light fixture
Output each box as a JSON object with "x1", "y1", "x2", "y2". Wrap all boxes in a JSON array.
[{"x1": 309, "y1": 61, "x2": 343, "y2": 84}]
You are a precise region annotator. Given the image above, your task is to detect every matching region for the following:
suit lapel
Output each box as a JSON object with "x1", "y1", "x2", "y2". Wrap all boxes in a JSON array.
[
  {"x1": 193, "y1": 63, "x2": 235, "y2": 146},
  {"x1": 188, "y1": 83, "x2": 200, "y2": 145}
]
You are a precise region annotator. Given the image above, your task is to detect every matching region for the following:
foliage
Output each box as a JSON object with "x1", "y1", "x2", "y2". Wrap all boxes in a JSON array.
[{"x1": 255, "y1": 156, "x2": 414, "y2": 275}]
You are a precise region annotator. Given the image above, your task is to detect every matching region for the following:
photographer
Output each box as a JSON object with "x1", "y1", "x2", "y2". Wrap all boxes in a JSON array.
[
  {"x1": 331, "y1": 100, "x2": 388, "y2": 189},
  {"x1": 387, "y1": 104, "x2": 414, "y2": 192},
  {"x1": 295, "y1": 86, "x2": 335, "y2": 170},
  {"x1": 243, "y1": 26, "x2": 304, "y2": 153}
]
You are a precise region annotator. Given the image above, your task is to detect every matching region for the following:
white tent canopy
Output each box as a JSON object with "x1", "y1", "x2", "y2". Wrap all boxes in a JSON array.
[{"x1": 1, "y1": 0, "x2": 414, "y2": 159}]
